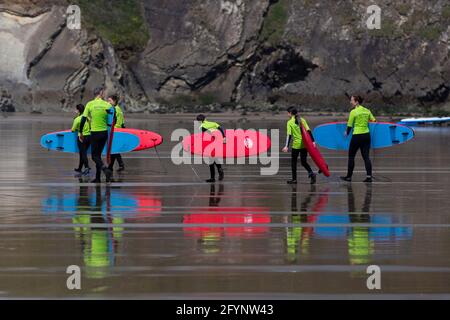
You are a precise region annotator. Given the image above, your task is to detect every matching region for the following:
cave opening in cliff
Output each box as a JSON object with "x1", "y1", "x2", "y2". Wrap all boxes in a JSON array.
[{"x1": 261, "y1": 48, "x2": 318, "y2": 89}]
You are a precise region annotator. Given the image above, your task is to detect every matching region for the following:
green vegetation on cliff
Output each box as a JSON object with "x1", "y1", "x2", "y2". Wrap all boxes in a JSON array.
[
  {"x1": 75, "y1": 0, "x2": 149, "y2": 50},
  {"x1": 261, "y1": 0, "x2": 289, "y2": 45}
]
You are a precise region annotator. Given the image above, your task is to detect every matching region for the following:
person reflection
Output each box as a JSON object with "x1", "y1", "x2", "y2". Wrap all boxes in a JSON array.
[
  {"x1": 72, "y1": 185, "x2": 123, "y2": 278},
  {"x1": 347, "y1": 184, "x2": 373, "y2": 265},
  {"x1": 286, "y1": 185, "x2": 315, "y2": 262},
  {"x1": 197, "y1": 184, "x2": 225, "y2": 254}
]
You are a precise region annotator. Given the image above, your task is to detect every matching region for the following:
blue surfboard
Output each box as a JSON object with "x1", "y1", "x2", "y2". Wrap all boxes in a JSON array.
[
  {"x1": 40, "y1": 131, "x2": 139, "y2": 154},
  {"x1": 398, "y1": 117, "x2": 450, "y2": 126},
  {"x1": 313, "y1": 122, "x2": 415, "y2": 151}
]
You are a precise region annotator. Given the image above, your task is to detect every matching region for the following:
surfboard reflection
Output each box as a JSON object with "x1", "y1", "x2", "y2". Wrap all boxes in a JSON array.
[
  {"x1": 313, "y1": 185, "x2": 413, "y2": 265},
  {"x1": 183, "y1": 184, "x2": 271, "y2": 254},
  {"x1": 42, "y1": 185, "x2": 162, "y2": 278}
]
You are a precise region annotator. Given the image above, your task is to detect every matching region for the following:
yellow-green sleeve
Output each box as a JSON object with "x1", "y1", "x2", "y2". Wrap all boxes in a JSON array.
[
  {"x1": 71, "y1": 117, "x2": 79, "y2": 132},
  {"x1": 287, "y1": 122, "x2": 292, "y2": 136},
  {"x1": 347, "y1": 110, "x2": 355, "y2": 127},
  {"x1": 369, "y1": 111, "x2": 376, "y2": 122}
]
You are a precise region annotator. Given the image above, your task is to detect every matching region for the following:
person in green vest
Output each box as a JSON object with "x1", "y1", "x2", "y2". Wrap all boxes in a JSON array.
[
  {"x1": 79, "y1": 87, "x2": 113, "y2": 183},
  {"x1": 72, "y1": 104, "x2": 91, "y2": 176},
  {"x1": 282, "y1": 107, "x2": 317, "y2": 184},
  {"x1": 341, "y1": 95, "x2": 377, "y2": 183},
  {"x1": 107, "y1": 95, "x2": 126, "y2": 172},
  {"x1": 196, "y1": 114, "x2": 226, "y2": 183}
]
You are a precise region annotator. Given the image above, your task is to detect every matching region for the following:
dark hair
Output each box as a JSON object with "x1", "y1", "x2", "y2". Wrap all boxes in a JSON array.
[
  {"x1": 94, "y1": 86, "x2": 105, "y2": 97},
  {"x1": 108, "y1": 94, "x2": 119, "y2": 105},
  {"x1": 287, "y1": 107, "x2": 299, "y2": 125},
  {"x1": 76, "y1": 104, "x2": 85, "y2": 114},
  {"x1": 196, "y1": 114, "x2": 206, "y2": 122},
  {"x1": 351, "y1": 95, "x2": 364, "y2": 104}
]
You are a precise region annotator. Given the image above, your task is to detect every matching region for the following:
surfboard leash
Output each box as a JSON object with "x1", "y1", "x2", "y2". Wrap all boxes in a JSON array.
[
  {"x1": 153, "y1": 144, "x2": 168, "y2": 175},
  {"x1": 189, "y1": 164, "x2": 202, "y2": 182},
  {"x1": 371, "y1": 123, "x2": 392, "y2": 183}
]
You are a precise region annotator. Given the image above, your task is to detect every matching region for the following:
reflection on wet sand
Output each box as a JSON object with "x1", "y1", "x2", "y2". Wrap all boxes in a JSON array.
[
  {"x1": 72, "y1": 186, "x2": 122, "y2": 279},
  {"x1": 43, "y1": 185, "x2": 162, "y2": 278},
  {"x1": 183, "y1": 184, "x2": 271, "y2": 253},
  {"x1": 285, "y1": 185, "x2": 329, "y2": 261}
]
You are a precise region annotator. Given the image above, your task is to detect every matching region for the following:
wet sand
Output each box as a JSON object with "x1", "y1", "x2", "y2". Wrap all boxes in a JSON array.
[{"x1": 0, "y1": 113, "x2": 449, "y2": 299}]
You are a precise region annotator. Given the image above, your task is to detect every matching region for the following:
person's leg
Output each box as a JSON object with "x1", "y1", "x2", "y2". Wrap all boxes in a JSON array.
[
  {"x1": 215, "y1": 162, "x2": 224, "y2": 181},
  {"x1": 290, "y1": 149, "x2": 300, "y2": 182},
  {"x1": 90, "y1": 132, "x2": 103, "y2": 182},
  {"x1": 300, "y1": 149, "x2": 313, "y2": 174},
  {"x1": 91, "y1": 131, "x2": 110, "y2": 182},
  {"x1": 83, "y1": 136, "x2": 91, "y2": 170},
  {"x1": 207, "y1": 164, "x2": 216, "y2": 182},
  {"x1": 76, "y1": 139, "x2": 84, "y2": 172},
  {"x1": 360, "y1": 133, "x2": 373, "y2": 180},
  {"x1": 300, "y1": 149, "x2": 316, "y2": 184},
  {"x1": 117, "y1": 154, "x2": 125, "y2": 171},
  {"x1": 97, "y1": 132, "x2": 112, "y2": 181},
  {"x1": 345, "y1": 136, "x2": 360, "y2": 179},
  {"x1": 108, "y1": 154, "x2": 117, "y2": 170}
]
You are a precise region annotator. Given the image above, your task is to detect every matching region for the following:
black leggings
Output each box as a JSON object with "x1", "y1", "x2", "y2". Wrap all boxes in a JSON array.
[
  {"x1": 291, "y1": 148, "x2": 313, "y2": 181},
  {"x1": 109, "y1": 154, "x2": 124, "y2": 169},
  {"x1": 76, "y1": 135, "x2": 91, "y2": 170},
  {"x1": 209, "y1": 162, "x2": 223, "y2": 179},
  {"x1": 90, "y1": 131, "x2": 108, "y2": 180},
  {"x1": 347, "y1": 133, "x2": 372, "y2": 177}
]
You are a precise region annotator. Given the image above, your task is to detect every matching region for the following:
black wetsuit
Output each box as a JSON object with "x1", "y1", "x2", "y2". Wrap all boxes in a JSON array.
[
  {"x1": 202, "y1": 126, "x2": 225, "y2": 180},
  {"x1": 346, "y1": 129, "x2": 372, "y2": 178},
  {"x1": 89, "y1": 131, "x2": 108, "y2": 181},
  {"x1": 285, "y1": 131, "x2": 315, "y2": 181},
  {"x1": 76, "y1": 136, "x2": 91, "y2": 171}
]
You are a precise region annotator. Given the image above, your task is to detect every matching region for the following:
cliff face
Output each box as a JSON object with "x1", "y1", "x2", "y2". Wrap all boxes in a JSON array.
[{"x1": 0, "y1": 0, "x2": 449, "y2": 113}]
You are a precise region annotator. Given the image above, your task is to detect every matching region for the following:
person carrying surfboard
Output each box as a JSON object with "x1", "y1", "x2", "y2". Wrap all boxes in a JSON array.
[
  {"x1": 196, "y1": 114, "x2": 226, "y2": 183},
  {"x1": 79, "y1": 87, "x2": 114, "y2": 183},
  {"x1": 340, "y1": 95, "x2": 376, "y2": 183},
  {"x1": 282, "y1": 107, "x2": 317, "y2": 184},
  {"x1": 107, "y1": 95, "x2": 126, "y2": 172},
  {"x1": 72, "y1": 104, "x2": 91, "y2": 176}
]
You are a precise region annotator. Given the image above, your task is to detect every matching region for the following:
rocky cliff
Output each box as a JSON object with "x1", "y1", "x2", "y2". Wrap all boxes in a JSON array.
[{"x1": 0, "y1": 0, "x2": 449, "y2": 114}]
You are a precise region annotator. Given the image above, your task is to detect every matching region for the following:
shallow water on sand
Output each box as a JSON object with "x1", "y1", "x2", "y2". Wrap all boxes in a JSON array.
[{"x1": 0, "y1": 113, "x2": 449, "y2": 299}]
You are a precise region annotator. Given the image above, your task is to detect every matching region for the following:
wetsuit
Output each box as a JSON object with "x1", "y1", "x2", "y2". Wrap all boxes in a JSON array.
[
  {"x1": 72, "y1": 115, "x2": 91, "y2": 171},
  {"x1": 109, "y1": 104, "x2": 125, "y2": 170},
  {"x1": 201, "y1": 120, "x2": 225, "y2": 181},
  {"x1": 284, "y1": 116, "x2": 315, "y2": 181},
  {"x1": 80, "y1": 97, "x2": 112, "y2": 182},
  {"x1": 345, "y1": 105, "x2": 376, "y2": 178}
]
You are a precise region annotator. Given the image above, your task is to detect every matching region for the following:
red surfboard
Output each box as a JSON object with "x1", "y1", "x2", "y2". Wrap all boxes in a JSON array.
[
  {"x1": 300, "y1": 123, "x2": 330, "y2": 177},
  {"x1": 106, "y1": 107, "x2": 116, "y2": 165},
  {"x1": 115, "y1": 128, "x2": 163, "y2": 151},
  {"x1": 183, "y1": 129, "x2": 271, "y2": 158}
]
